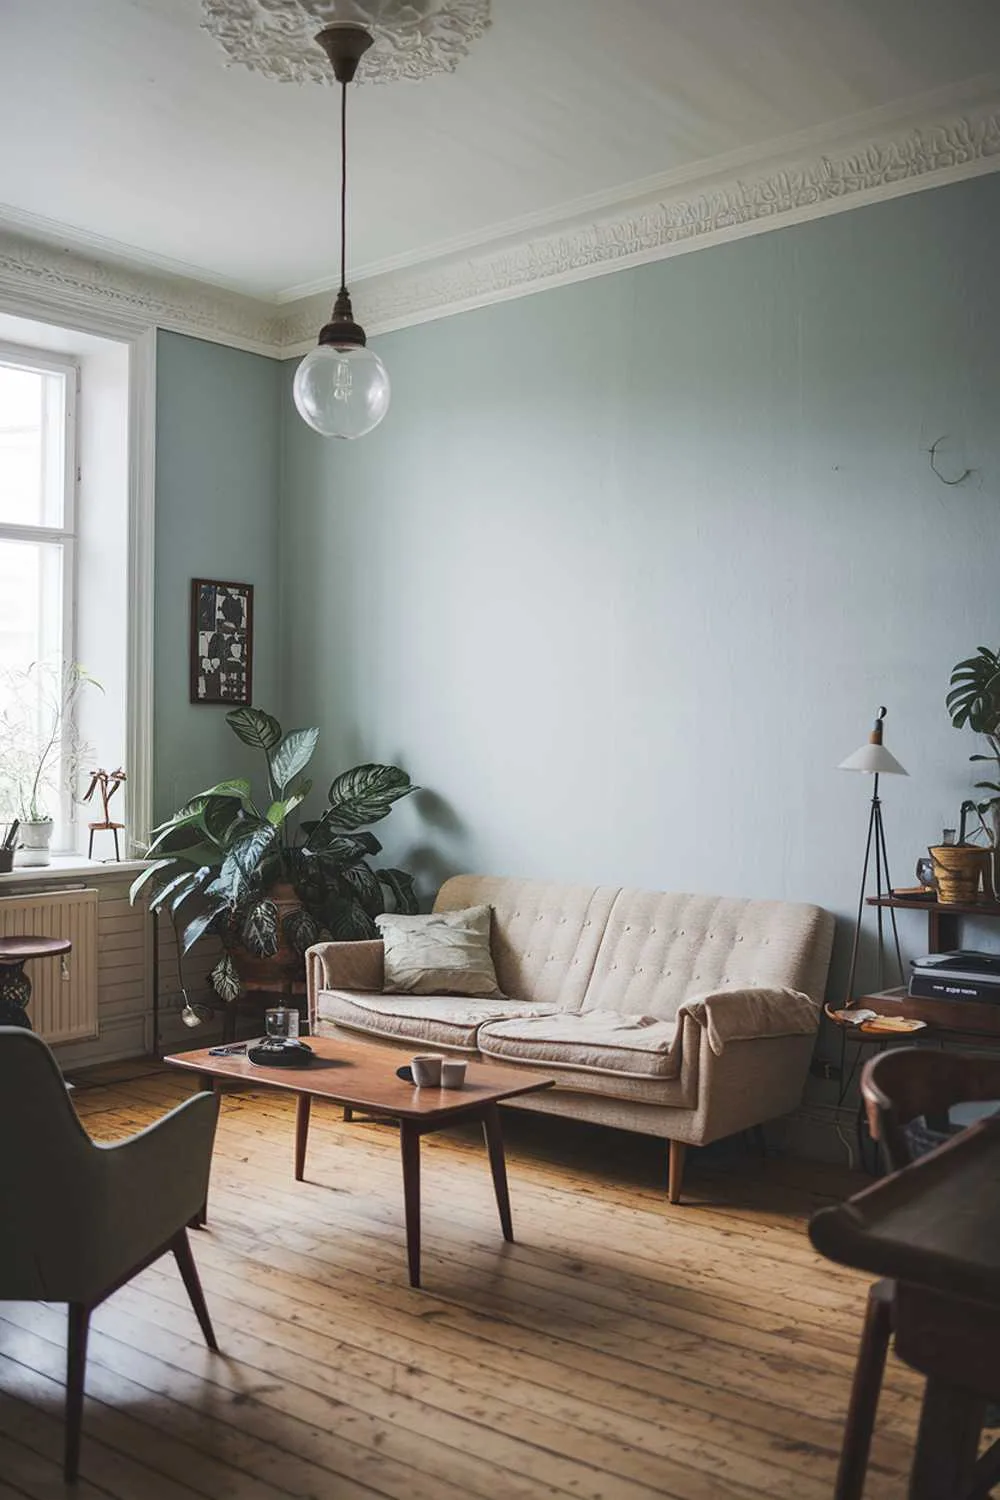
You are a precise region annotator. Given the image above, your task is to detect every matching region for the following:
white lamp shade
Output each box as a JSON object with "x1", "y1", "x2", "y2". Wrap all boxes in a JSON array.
[{"x1": 838, "y1": 742, "x2": 908, "y2": 776}]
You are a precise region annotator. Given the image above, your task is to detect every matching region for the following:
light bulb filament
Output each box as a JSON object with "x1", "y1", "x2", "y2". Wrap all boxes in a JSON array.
[{"x1": 333, "y1": 358, "x2": 352, "y2": 402}]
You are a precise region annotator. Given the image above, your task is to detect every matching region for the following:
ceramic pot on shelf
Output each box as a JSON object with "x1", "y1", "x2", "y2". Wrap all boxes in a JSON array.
[{"x1": 14, "y1": 820, "x2": 53, "y2": 868}]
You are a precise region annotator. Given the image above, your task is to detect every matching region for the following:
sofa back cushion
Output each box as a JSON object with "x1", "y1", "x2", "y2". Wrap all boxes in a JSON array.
[
  {"x1": 579, "y1": 889, "x2": 834, "y2": 1020},
  {"x1": 434, "y1": 874, "x2": 617, "y2": 1009}
]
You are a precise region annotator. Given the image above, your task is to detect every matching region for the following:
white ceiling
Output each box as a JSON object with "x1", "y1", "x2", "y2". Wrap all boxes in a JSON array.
[{"x1": 2, "y1": 0, "x2": 1000, "y2": 302}]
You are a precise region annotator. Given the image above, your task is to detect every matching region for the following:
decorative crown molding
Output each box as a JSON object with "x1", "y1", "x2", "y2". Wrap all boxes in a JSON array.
[
  {"x1": 200, "y1": 0, "x2": 491, "y2": 85},
  {"x1": 278, "y1": 92, "x2": 1000, "y2": 351},
  {"x1": 0, "y1": 229, "x2": 284, "y2": 355},
  {"x1": 0, "y1": 84, "x2": 998, "y2": 361}
]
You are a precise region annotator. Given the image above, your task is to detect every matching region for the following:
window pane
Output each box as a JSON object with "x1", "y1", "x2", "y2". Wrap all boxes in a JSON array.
[
  {"x1": 0, "y1": 362, "x2": 67, "y2": 527},
  {"x1": 0, "y1": 540, "x2": 66, "y2": 828},
  {"x1": 0, "y1": 538, "x2": 63, "y2": 675}
]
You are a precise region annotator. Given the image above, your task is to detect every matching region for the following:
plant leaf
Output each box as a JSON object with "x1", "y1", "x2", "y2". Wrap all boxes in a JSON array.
[
  {"x1": 147, "y1": 868, "x2": 201, "y2": 914},
  {"x1": 302, "y1": 820, "x2": 382, "y2": 859},
  {"x1": 198, "y1": 778, "x2": 254, "y2": 805},
  {"x1": 338, "y1": 861, "x2": 385, "y2": 917},
  {"x1": 241, "y1": 898, "x2": 280, "y2": 958},
  {"x1": 168, "y1": 867, "x2": 212, "y2": 915},
  {"x1": 265, "y1": 785, "x2": 310, "y2": 827},
  {"x1": 269, "y1": 728, "x2": 319, "y2": 795},
  {"x1": 179, "y1": 898, "x2": 229, "y2": 955},
  {"x1": 378, "y1": 867, "x2": 418, "y2": 914},
  {"x1": 151, "y1": 796, "x2": 208, "y2": 834},
  {"x1": 146, "y1": 813, "x2": 210, "y2": 856},
  {"x1": 283, "y1": 907, "x2": 321, "y2": 956},
  {"x1": 218, "y1": 822, "x2": 279, "y2": 904},
  {"x1": 325, "y1": 896, "x2": 377, "y2": 941},
  {"x1": 209, "y1": 953, "x2": 242, "y2": 1002},
  {"x1": 129, "y1": 859, "x2": 183, "y2": 906},
  {"x1": 202, "y1": 797, "x2": 250, "y2": 847},
  {"x1": 326, "y1": 764, "x2": 413, "y2": 831},
  {"x1": 226, "y1": 707, "x2": 282, "y2": 750}
]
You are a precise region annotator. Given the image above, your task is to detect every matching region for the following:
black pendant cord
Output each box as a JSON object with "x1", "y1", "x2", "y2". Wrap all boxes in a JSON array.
[{"x1": 339, "y1": 79, "x2": 348, "y2": 297}]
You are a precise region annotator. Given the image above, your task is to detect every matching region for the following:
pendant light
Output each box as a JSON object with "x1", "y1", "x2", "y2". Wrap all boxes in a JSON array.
[{"x1": 293, "y1": 25, "x2": 390, "y2": 439}]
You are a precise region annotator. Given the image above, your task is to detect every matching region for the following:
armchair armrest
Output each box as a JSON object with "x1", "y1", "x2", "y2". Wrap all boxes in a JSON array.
[
  {"x1": 306, "y1": 941, "x2": 385, "y2": 1020},
  {"x1": 65, "y1": 1091, "x2": 220, "y2": 1302},
  {"x1": 677, "y1": 986, "x2": 820, "y2": 1055}
]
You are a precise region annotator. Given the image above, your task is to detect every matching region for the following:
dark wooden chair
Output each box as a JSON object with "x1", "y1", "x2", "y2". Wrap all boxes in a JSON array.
[
  {"x1": 831, "y1": 1048, "x2": 1000, "y2": 1500},
  {"x1": 0, "y1": 1027, "x2": 221, "y2": 1481}
]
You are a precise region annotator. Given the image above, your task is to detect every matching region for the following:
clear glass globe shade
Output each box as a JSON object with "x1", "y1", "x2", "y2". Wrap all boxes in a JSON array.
[{"x1": 293, "y1": 344, "x2": 390, "y2": 439}]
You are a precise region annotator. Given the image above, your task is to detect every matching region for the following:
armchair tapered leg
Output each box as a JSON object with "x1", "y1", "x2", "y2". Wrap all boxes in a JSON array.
[
  {"x1": 667, "y1": 1140, "x2": 686, "y2": 1204},
  {"x1": 172, "y1": 1230, "x2": 218, "y2": 1351},
  {"x1": 65, "y1": 1302, "x2": 90, "y2": 1482}
]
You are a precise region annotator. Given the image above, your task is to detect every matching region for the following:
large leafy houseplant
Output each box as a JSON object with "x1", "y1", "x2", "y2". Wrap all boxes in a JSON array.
[
  {"x1": 947, "y1": 646, "x2": 1000, "y2": 849},
  {"x1": 130, "y1": 707, "x2": 417, "y2": 1002}
]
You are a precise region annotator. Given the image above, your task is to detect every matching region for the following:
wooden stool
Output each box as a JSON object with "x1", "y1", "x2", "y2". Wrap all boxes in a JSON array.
[{"x1": 0, "y1": 936, "x2": 72, "y2": 1029}]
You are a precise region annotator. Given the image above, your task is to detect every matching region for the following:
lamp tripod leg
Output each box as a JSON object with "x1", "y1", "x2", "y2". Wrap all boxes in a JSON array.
[
  {"x1": 845, "y1": 799, "x2": 879, "y2": 1005},
  {"x1": 874, "y1": 802, "x2": 905, "y2": 984}
]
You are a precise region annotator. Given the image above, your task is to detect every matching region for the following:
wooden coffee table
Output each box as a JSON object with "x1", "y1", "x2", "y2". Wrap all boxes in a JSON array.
[{"x1": 165, "y1": 1034, "x2": 554, "y2": 1287}]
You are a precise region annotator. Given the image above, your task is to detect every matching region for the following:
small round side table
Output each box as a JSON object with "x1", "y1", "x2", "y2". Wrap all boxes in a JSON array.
[{"x1": 0, "y1": 935, "x2": 72, "y2": 1029}]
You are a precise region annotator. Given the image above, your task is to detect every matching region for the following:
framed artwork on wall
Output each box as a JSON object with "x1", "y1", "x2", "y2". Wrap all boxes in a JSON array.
[{"x1": 190, "y1": 578, "x2": 254, "y2": 705}]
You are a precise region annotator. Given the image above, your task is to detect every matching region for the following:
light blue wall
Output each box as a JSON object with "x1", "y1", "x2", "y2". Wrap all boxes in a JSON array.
[
  {"x1": 154, "y1": 331, "x2": 283, "y2": 822},
  {"x1": 278, "y1": 173, "x2": 1000, "y2": 991}
]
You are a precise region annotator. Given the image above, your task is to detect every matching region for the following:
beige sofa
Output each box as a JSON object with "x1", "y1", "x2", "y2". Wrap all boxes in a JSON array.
[{"x1": 306, "y1": 874, "x2": 834, "y2": 1202}]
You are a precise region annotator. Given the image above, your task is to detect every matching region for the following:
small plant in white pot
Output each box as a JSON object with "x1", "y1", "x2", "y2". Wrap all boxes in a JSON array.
[{"x1": 0, "y1": 661, "x2": 100, "y2": 866}]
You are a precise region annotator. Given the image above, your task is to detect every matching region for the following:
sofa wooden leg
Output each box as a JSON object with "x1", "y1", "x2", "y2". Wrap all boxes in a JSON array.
[{"x1": 667, "y1": 1140, "x2": 686, "y2": 1204}]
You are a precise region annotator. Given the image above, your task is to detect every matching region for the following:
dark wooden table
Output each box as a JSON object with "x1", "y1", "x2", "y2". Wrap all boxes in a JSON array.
[
  {"x1": 0, "y1": 934, "x2": 72, "y2": 1028},
  {"x1": 810, "y1": 1116, "x2": 1000, "y2": 1498},
  {"x1": 166, "y1": 1035, "x2": 555, "y2": 1288}
]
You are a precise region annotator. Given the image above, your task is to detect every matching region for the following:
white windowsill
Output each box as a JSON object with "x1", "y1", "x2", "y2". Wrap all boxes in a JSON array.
[{"x1": 0, "y1": 855, "x2": 149, "y2": 887}]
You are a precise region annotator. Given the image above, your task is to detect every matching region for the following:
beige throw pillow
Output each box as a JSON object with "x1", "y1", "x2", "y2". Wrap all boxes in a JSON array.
[{"x1": 376, "y1": 905, "x2": 501, "y2": 997}]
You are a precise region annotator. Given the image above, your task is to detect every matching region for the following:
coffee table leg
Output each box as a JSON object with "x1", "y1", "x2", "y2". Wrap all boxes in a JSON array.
[
  {"x1": 400, "y1": 1120, "x2": 422, "y2": 1288},
  {"x1": 295, "y1": 1093, "x2": 311, "y2": 1181},
  {"x1": 482, "y1": 1103, "x2": 514, "y2": 1242}
]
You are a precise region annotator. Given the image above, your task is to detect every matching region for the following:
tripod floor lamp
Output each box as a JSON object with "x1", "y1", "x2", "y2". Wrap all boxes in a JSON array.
[{"x1": 840, "y1": 707, "x2": 908, "y2": 1004}]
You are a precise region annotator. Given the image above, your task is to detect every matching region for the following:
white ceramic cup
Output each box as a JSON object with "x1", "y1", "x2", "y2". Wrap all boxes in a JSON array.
[
  {"x1": 411, "y1": 1054, "x2": 445, "y2": 1087},
  {"x1": 441, "y1": 1060, "x2": 467, "y2": 1089}
]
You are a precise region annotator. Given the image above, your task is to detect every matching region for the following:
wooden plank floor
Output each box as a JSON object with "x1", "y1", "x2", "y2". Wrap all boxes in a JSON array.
[{"x1": 0, "y1": 1060, "x2": 929, "y2": 1499}]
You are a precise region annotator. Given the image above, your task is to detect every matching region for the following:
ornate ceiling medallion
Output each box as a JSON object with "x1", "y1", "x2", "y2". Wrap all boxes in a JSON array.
[{"x1": 201, "y1": 0, "x2": 490, "y2": 84}]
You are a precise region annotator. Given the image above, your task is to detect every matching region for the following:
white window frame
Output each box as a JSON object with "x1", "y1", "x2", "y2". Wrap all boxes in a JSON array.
[
  {"x1": 0, "y1": 339, "x2": 80, "y2": 847},
  {"x1": 0, "y1": 285, "x2": 156, "y2": 862}
]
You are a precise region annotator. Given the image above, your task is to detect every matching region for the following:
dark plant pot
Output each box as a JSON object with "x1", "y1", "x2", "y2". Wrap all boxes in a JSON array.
[{"x1": 226, "y1": 881, "x2": 307, "y2": 990}]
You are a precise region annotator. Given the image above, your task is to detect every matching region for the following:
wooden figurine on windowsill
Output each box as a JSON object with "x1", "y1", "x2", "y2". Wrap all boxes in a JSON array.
[{"x1": 82, "y1": 768, "x2": 126, "y2": 861}]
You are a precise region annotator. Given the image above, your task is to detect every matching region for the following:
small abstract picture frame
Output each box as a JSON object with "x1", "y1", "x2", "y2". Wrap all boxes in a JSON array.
[{"x1": 190, "y1": 578, "x2": 254, "y2": 706}]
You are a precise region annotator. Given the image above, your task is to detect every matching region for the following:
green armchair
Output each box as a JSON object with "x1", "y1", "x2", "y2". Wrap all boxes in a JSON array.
[{"x1": 0, "y1": 1027, "x2": 221, "y2": 1481}]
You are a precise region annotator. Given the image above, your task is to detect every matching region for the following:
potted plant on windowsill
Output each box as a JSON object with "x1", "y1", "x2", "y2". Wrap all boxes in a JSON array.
[
  {"x1": 0, "y1": 661, "x2": 100, "y2": 867},
  {"x1": 130, "y1": 707, "x2": 418, "y2": 1007}
]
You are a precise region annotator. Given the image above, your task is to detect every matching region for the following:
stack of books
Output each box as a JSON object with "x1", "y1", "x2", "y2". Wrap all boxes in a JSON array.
[{"x1": 909, "y1": 951, "x2": 1000, "y2": 1003}]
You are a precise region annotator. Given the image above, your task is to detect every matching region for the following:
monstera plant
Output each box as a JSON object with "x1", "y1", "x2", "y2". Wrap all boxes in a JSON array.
[
  {"x1": 947, "y1": 645, "x2": 1000, "y2": 845},
  {"x1": 130, "y1": 707, "x2": 417, "y2": 1002}
]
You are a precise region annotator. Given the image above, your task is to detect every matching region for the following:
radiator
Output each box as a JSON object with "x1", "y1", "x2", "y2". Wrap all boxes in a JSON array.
[{"x1": 0, "y1": 888, "x2": 99, "y2": 1043}]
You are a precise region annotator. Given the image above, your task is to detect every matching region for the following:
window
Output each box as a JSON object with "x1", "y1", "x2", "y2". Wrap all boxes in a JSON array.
[{"x1": 0, "y1": 343, "x2": 78, "y2": 844}]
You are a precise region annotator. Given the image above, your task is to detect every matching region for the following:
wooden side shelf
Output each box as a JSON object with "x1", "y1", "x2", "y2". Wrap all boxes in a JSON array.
[
  {"x1": 867, "y1": 894, "x2": 1000, "y2": 954},
  {"x1": 858, "y1": 987, "x2": 1000, "y2": 1039}
]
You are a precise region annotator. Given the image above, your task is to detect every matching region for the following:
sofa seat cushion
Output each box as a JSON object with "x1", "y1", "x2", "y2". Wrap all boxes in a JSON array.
[
  {"x1": 316, "y1": 988, "x2": 556, "y2": 1053},
  {"x1": 477, "y1": 1011, "x2": 683, "y2": 1080}
]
